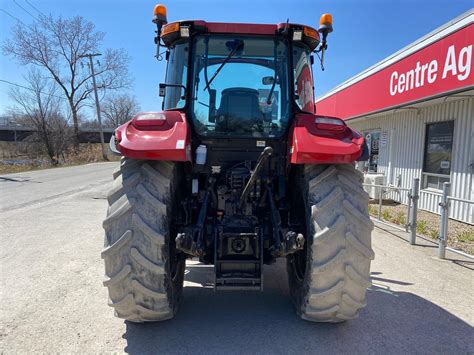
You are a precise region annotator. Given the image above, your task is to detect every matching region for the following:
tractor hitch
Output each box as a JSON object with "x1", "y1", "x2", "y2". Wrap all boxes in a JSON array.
[
  {"x1": 175, "y1": 232, "x2": 205, "y2": 257},
  {"x1": 175, "y1": 188, "x2": 211, "y2": 257}
]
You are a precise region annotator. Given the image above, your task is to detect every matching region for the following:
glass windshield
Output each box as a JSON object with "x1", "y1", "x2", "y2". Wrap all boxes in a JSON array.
[{"x1": 191, "y1": 36, "x2": 290, "y2": 137}]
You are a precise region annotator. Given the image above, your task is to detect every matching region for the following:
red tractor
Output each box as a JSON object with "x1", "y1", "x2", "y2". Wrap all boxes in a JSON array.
[{"x1": 102, "y1": 4, "x2": 373, "y2": 323}]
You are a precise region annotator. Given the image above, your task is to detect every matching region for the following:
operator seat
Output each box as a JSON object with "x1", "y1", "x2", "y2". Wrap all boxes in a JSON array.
[{"x1": 216, "y1": 88, "x2": 262, "y2": 132}]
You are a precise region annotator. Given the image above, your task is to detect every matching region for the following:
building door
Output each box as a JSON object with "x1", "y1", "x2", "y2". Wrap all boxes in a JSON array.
[{"x1": 364, "y1": 130, "x2": 380, "y2": 173}]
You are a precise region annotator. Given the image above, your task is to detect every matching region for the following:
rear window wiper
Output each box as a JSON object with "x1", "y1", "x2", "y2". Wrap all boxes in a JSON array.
[{"x1": 204, "y1": 39, "x2": 244, "y2": 91}]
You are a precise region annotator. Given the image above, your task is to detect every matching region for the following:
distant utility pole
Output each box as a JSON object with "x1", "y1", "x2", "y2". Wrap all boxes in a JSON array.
[{"x1": 79, "y1": 53, "x2": 108, "y2": 161}]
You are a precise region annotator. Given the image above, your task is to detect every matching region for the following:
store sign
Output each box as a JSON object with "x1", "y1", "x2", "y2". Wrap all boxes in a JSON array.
[
  {"x1": 389, "y1": 44, "x2": 471, "y2": 96},
  {"x1": 316, "y1": 23, "x2": 474, "y2": 119}
]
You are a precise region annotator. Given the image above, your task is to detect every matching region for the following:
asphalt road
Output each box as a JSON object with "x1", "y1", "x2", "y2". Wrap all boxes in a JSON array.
[{"x1": 1, "y1": 163, "x2": 473, "y2": 354}]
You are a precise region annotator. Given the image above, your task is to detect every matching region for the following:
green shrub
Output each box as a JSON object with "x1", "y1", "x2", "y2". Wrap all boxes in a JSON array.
[
  {"x1": 458, "y1": 230, "x2": 474, "y2": 243},
  {"x1": 392, "y1": 212, "x2": 406, "y2": 226},
  {"x1": 381, "y1": 209, "x2": 391, "y2": 221},
  {"x1": 368, "y1": 205, "x2": 377, "y2": 216},
  {"x1": 417, "y1": 220, "x2": 429, "y2": 235},
  {"x1": 428, "y1": 228, "x2": 439, "y2": 240}
]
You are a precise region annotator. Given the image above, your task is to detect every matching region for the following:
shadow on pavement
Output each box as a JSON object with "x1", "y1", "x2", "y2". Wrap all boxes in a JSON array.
[
  {"x1": 123, "y1": 259, "x2": 473, "y2": 354},
  {"x1": 0, "y1": 176, "x2": 34, "y2": 182}
]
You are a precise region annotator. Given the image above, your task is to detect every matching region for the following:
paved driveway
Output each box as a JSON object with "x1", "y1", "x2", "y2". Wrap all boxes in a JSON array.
[{"x1": 1, "y1": 163, "x2": 472, "y2": 353}]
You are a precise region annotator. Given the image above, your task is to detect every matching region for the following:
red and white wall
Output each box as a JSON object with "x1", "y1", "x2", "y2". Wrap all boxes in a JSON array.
[{"x1": 316, "y1": 10, "x2": 474, "y2": 224}]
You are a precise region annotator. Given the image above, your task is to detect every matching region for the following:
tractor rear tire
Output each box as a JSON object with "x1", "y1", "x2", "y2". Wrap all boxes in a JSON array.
[
  {"x1": 287, "y1": 164, "x2": 374, "y2": 322},
  {"x1": 102, "y1": 158, "x2": 185, "y2": 322}
]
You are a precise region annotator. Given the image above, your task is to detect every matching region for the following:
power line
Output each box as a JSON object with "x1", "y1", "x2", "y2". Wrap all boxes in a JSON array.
[
  {"x1": 23, "y1": 0, "x2": 46, "y2": 18},
  {"x1": 0, "y1": 8, "x2": 27, "y2": 25},
  {"x1": 0, "y1": 79, "x2": 68, "y2": 101},
  {"x1": 78, "y1": 53, "x2": 108, "y2": 160},
  {"x1": 13, "y1": 0, "x2": 39, "y2": 21}
]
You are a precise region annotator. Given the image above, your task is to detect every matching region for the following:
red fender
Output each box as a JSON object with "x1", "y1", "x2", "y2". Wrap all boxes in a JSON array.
[
  {"x1": 114, "y1": 111, "x2": 192, "y2": 161},
  {"x1": 289, "y1": 113, "x2": 364, "y2": 164}
]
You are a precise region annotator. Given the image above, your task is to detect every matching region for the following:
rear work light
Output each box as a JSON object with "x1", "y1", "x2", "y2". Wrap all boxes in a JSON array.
[
  {"x1": 132, "y1": 112, "x2": 167, "y2": 130},
  {"x1": 289, "y1": 26, "x2": 320, "y2": 51},
  {"x1": 180, "y1": 26, "x2": 190, "y2": 38},
  {"x1": 315, "y1": 116, "x2": 347, "y2": 131},
  {"x1": 292, "y1": 30, "x2": 303, "y2": 41}
]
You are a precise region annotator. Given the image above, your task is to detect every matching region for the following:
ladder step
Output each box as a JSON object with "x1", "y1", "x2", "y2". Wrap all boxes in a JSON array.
[
  {"x1": 216, "y1": 277, "x2": 261, "y2": 282},
  {"x1": 215, "y1": 285, "x2": 261, "y2": 291},
  {"x1": 217, "y1": 260, "x2": 260, "y2": 264}
]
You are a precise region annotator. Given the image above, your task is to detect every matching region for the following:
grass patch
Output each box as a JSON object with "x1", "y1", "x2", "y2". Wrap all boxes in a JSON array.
[
  {"x1": 416, "y1": 220, "x2": 429, "y2": 235},
  {"x1": 368, "y1": 204, "x2": 378, "y2": 216},
  {"x1": 391, "y1": 211, "x2": 406, "y2": 226},
  {"x1": 381, "y1": 209, "x2": 391, "y2": 221},
  {"x1": 0, "y1": 144, "x2": 119, "y2": 174},
  {"x1": 458, "y1": 230, "x2": 474, "y2": 243}
]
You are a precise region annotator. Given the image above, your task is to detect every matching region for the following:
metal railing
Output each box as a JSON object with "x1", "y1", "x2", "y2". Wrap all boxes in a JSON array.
[{"x1": 363, "y1": 178, "x2": 474, "y2": 260}]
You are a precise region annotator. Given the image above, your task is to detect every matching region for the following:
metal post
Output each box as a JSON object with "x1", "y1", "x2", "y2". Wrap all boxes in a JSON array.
[
  {"x1": 438, "y1": 182, "x2": 450, "y2": 259},
  {"x1": 378, "y1": 187, "x2": 383, "y2": 220},
  {"x1": 409, "y1": 178, "x2": 419, "y2": 245},
  {"x1": 79, "y1": 53, "x2": 108, "y2": 161},
  {"x1": 406, "y1": 193, "x2": 411, "y2": 232}
]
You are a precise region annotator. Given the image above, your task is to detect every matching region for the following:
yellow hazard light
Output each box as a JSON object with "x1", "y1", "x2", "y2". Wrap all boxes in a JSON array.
[
  {"x1": 153, "y1": 4, "x2": 167, "y2": 25},
  {"x1": 153, "y1": 4, "x2": 167, "y2": 17},
  {"x1": 320, "y1": 13, "x2": 332, "y2": 27},
  {"x1": 319, "y1": 13, "x2": 333, "y2": 33},
  {"x1": 161, "y1": 22, "x2": 180, "y2": 37},
  {"x1": 303, "y1": 26, "x2": 318, "y2": 40}
]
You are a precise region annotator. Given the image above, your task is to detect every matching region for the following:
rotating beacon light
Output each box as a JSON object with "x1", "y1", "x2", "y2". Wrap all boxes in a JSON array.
[
  {"x1": 152, "y1": 4, "x2": 168, "y2": 60},
  {"x1": 317, "y1": 13, "x2": 333, "y2": 68}
]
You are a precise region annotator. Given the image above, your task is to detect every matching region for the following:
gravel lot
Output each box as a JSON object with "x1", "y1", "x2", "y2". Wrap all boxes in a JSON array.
[{"x1": 1, "y1": 163, "x2": 473, "y2": 354}]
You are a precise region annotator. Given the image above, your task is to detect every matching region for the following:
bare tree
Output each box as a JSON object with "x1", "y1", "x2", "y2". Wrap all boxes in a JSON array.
[
  {"x1": 2, "y1": 15, "x2": 130, "y2": 148},
  {"x1": 101, "y1": 93, "x2": 140, "y2": 127},
  {"x1": 9, "y1": 69, "x2": 73, "y2": 164}
]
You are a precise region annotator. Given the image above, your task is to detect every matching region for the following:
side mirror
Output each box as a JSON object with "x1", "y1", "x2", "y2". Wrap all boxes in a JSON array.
[
  {"x1": 159, "y1": 83, "x2": 166, "y2": 97},
  {"x1": 262, "y1": 76, "x2": 274, "y2": 85},
  {"x1": 159, "y1": 83, "x2": 187, "y2": 99}
]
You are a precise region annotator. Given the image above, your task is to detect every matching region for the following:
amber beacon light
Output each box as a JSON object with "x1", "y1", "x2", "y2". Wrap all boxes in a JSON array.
[
  {"x1": 319, "y1": 13, "x2": 333, "y2": 34},
  {"x1": 153, "y1": 4, "x2": 168, "y2": 26}
]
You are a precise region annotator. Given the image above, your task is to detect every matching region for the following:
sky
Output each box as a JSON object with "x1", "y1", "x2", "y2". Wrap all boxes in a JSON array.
[{"x1": 0, "y1": 0, "x2": 472, "y2": 119}]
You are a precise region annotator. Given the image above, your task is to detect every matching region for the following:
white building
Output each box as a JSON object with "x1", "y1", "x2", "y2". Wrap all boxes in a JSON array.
[{"x1": 316, "y1": 10, "x2": 473, "y2": 224}]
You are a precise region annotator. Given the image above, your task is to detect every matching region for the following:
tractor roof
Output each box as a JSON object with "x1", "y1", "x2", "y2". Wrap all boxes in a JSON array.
[{"x1": 168, "y1": 20, "x2": 319, "y2": 37}]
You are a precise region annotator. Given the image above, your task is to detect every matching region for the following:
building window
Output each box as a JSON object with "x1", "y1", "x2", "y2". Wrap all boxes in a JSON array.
[{"x1": 422, "y1": 121, "x2": 454, "y2": 190}]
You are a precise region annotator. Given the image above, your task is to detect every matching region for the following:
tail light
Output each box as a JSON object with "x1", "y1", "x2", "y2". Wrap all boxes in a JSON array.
[
  {"x1": 132, "y1": 112, "x2": 167, "y2": 130},
  {"x1": 315, "y1": 116, "x2": 347, "y2": 132}
]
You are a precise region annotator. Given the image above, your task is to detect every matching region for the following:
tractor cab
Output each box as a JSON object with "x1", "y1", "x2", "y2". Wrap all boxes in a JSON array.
[{"x1": 158, "y1": 19, "x2": 320, "y2": 139}]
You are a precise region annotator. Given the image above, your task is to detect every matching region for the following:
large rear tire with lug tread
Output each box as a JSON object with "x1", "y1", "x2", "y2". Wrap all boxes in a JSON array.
[
  {"x1": 287, "y1": 164, "x2": 374, "y2": 322},
  {"x1": 102, "y1": 158, "x2": 185, "y2": 322}
]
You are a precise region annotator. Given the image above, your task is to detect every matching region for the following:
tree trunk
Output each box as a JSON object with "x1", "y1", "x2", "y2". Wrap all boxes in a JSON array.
[
  {"x1": 69, "y1": 99, "x2": 80, "y2": 151},
  {"x1": 40, "y1": 132, "x2": 56, "y2": 165}
]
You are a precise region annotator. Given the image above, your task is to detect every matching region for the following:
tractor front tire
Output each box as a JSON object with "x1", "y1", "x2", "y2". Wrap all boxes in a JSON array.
[
  {"x1": 102, "y1": 158, "x2": 185, "y2": 322},
  {"x1": 287, "y1": 164, "x2": 374, "y2": 322}
]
